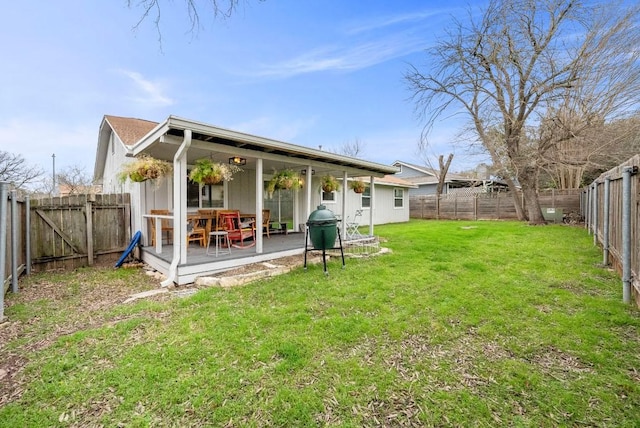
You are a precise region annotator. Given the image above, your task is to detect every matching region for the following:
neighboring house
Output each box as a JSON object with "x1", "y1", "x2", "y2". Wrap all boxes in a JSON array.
[
  {"x1": 392, "y1": 160, "x2": 508, "y2": 196},
  {"x1": 93, "y1": 114, "x2": 411, "y2": 285}
]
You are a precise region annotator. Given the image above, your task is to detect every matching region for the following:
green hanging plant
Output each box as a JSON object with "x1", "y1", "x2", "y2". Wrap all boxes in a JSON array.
[
  {"x1": 349, "y1": 179, "x2": 366, "y2": 194},
  {"x1": 267, "y1": 169, "x2": 302, "y2": 196},
  {"x1": 320, "y1": 175, "x2": 340, "y2": 193},
  {"x1": 189, "y1": 158, "x2": 242, "y2": 185},
  {"x1": 118, "y1": 155, "x2": 173, "y2": 183}
]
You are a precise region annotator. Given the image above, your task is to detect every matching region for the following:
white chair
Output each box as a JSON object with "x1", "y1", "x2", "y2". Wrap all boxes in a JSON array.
[{"x1": 345, "y1": 209, "x2": 363, "y2": 240}]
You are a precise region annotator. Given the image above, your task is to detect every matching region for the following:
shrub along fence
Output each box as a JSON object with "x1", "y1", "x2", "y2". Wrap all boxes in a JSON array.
[
  {"x1": 1, "y1": 191, "x2": 131, "y2": 320},
  {"x1": 410, "y1": 189, "x2": 581, "y2": 221},
  {"x1": 584, "y1": 154, "x2": 640, "y2": 308}
]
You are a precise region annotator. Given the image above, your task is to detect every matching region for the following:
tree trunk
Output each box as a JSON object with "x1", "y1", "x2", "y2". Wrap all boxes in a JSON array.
[
  {"x1": 519, "y1": 166, "x2": 546, "y2": 225},
  {"x1": 504, "y1": 176, "x2": 526, "y2": 221}
]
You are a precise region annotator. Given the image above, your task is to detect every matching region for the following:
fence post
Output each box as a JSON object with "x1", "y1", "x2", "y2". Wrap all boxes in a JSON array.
[
  {"x1": 622, "y1": 166, "x2": 636, "y2": 304},
  {"x1": 592, "y1": 182, "x2": 598, "y2": 246},
  {"x1": 603, "y1": 178, "x2": 610, "y2": 266},
  {"x1": 0, "y1": 182, "x2": 8, "y2": 321},
  {"x1": 86, "y1": 195, "x2": 94, "y2": 266},
  {"x1": 25, "y1": 195, "x2": 31, "y2": 275},
  {"x1": 10, "y1": 190, "x2": 18, "y2": 294}
]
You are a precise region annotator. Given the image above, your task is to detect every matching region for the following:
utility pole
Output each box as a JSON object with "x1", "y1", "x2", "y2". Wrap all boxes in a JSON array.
[{"x1": 52, "y1": 153, "x2": 56, "y2": 196}]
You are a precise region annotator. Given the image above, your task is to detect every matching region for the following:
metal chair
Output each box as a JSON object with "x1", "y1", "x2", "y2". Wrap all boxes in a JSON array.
[{"x1": 345, "y1": 209, "x2": 363, "y2": 240}]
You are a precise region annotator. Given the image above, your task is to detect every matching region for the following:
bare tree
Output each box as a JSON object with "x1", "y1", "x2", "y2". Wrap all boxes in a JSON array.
[
  {"x1": 56, "y1": 165, "x2": 95, "y2": 195},
  {"x1": 337, "y1": 138, "x2": 365, "y2": 158},
  {"x1": 127, "y1": 0, "x2": 263, "y2": 41},
  {"x1": 0, "y1": 150, "x2": 43, "y2": 190},
  {"x1": 406, "y1": 0, "x2": 640, "y2": 224},
  {"x1": 539, "y1": 107, "x2": 640, "y2": 189}
]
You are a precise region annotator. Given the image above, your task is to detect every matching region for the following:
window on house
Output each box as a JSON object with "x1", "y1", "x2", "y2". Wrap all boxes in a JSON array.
[
  {"x1": 394, "y1": 188, "x2": 404, "y2": 208},
  {"x1": 187, "y1": 175, "x2": 199, "y2": 208},
  {"x1": 361, "y1": 186, "x2": 371, "y2": 208},
  {"x1": 202, "y1": 184, "x2": 224, "y2": 208},
  {"x1": 322, "y1": 190, "x2": 336, "y2": 203}
]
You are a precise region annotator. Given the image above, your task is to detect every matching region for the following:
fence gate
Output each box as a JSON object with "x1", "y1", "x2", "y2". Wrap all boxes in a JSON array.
[{"x1": 30, "y1": 193, "x2": 131, "y2": 271}]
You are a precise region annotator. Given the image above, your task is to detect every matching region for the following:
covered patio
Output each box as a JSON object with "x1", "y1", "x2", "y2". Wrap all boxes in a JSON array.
[{"x1": 115, "y1": 115, "x2": 398, "y2": 285}]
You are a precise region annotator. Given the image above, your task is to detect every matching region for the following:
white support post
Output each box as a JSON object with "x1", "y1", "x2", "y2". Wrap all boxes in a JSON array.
[
  {"x1": 256, "y1": 158, "x2": 263, "y2": 253},
  {"x1": 369, "y1": 175, "x2": 375, "y2": 236},
  {"x1": 342, "y1": 170, "x2": 348, "y2": 241}
]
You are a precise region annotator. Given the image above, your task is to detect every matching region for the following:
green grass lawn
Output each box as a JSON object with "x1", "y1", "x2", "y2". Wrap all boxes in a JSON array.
[{"x1": 1, "y1": 220, "x2": 638, "y2": 427}]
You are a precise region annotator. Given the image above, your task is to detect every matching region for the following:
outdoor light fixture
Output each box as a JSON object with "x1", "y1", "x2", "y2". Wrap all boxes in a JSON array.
[
  {"x1": 301, "y1": 169, "x2": 315, "y2": 175},
  {"x1": 229, "y1": 156, "x2": 246, "y2": 166}
]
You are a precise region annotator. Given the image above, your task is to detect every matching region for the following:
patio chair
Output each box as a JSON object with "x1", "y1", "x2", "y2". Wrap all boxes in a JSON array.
[
  {"x1": 198, "y1": 209, "x2": 220, "y2": 245},
  {"x1": 149, "y1": 209, "x2": 173, "y2": 246},
  {"x1": 186, "y1": 215, "x2": 207, "y2": 247},
  {"x1": 262, "y1": 209, "x2": 271, "y2": 238},
  {"x1": 345, "y1": 209, "x2": 363, "y2": 240},
  {"x1": 221, "y1": 211, "x2": 256, "y2": 248}
]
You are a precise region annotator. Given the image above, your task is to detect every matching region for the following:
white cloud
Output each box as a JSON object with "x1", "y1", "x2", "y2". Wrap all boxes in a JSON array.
[
  {"x1": 251, "y1": 32, "x2": 426, "y2": 78},
  {"x1": 115, "y1": 69, "x2": 174, "y2": 107},
  {"x1": 345, "y1": 9, "x2": 447, "y2": 35}
]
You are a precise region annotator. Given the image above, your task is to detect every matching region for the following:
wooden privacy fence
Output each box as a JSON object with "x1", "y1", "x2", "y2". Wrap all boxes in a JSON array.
[
  {"x1": 1, "y1": 187, "x2": 27, "y2": 310},
  {"x1": 1, "y1": 192, "x2": 132, "y2": 320},
  {"x1": 30, "y1": 193, "x2": 131, "y2": 271},
  {"x1": 584, "y1": 154, "x2": 640, "y2": 308},
  {"x1": 410, "y1": 189, "x2": 581, "y2": 221}
]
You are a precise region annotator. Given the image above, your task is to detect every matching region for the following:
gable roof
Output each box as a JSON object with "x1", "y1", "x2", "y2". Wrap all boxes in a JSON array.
[
  {"x1": 130, "y1": 115, "x2": 399, "y2": 177},
  {"x1": 104, "y1": 115, "x2": 158, "y2": 146},
  {"x1": 393, "y1": 160, "x2": 438, "y2": 177},
  {"x1": 95, "y1": 115, "x2": 400, "y2": 181}
]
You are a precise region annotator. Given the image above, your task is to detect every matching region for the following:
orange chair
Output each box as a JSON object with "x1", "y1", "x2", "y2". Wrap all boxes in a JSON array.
[
  {"x1": 186, "y1": 215, "x2": 207, "y2": 247},
  {"x1": 221, "y1": 211, "x2": 255, "y2": 248},
  {"x1": 262, "y1": 209, "x2": 271, "y2": 238},
  {"x1": 149, "y1": 209, "x2": 173, "y2": 246}
]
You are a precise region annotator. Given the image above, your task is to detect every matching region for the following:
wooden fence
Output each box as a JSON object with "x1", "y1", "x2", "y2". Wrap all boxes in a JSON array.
[
  {"x1": 30, "y1": 193, "x2": 131, "y2": 271},
  {"x1": 1, "y1": 192, "x2": 132, "y2": 319},
  {"x1": 585, "y1": 154, "x2": 640, "y2": 308},
  {"x1": 410, "y1": 189, "x2": 582, "y2": 221}
]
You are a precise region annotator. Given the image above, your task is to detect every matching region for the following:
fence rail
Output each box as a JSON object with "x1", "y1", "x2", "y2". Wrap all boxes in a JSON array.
[
  {"x1": 585, "y1": 154, "x2": 640, "y2": 307},
  {"x1": 410, "y1": 189, "x2": 581, "y2": 221}
]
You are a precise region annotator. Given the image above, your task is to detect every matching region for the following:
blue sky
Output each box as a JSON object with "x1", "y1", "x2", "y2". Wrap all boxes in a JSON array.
[{"x1": 0, "y1": 0, "x2": 487, "y2": 181}]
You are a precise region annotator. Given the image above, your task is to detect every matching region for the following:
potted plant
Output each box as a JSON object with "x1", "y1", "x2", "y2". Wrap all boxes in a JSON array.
[
  {"x1": 349, "y1": 179, "x2": 366, "y2": 194},
  {"x1": 267, "y1": 169, "x2": 302, "y2": 196},
  {"x1": 320, "y1": 175, "x2": 340, "y2": 193},
  {"x1": 118, "y1": 155, "x2": 172, "y2": 183},
  {"x1": 189, "y1": 158, "x2": 242, "y2": 185}
]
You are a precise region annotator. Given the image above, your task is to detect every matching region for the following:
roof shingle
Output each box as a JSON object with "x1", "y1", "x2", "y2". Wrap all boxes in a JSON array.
[{"x1": 104, "y1": 115, "x2": 158, "y2": 146}]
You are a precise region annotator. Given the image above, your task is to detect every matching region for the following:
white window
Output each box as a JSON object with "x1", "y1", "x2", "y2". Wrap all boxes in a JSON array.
[
  {"x1": 394, "y1": 188, "x2": 404, "y2": 208},
  {"x1": 361, "y1": 186, "x2": 371, "y2": 208}
]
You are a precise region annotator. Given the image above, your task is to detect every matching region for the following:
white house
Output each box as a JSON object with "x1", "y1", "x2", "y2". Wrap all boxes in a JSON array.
[{"x1": 94, "y1": 114, "x2": 413, "y2": 284}]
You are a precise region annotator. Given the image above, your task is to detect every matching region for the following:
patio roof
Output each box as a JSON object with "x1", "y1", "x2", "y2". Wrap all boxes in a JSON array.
[{"x1": 128, "y1": 115, "x2": 399, "y2": 178}]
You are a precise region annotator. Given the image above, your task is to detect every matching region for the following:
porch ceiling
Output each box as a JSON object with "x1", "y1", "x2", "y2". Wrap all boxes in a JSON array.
[{"x1": 130, "y1": 115, "x2": 398, "y2": 177}]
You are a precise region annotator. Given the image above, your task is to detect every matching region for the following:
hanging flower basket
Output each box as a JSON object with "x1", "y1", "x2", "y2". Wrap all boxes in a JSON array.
[
  {"x1": 267, "y1": 169, "x2": 302, "y2": 196},
  {"x1": 189, "y1": 158, "x2": 242, "y2": 185},
  {"x1": 118, "y1": 155, "x2": 172, "y2": 183},
  {"x1": 320, "y1": 175, "x2": 340, "y2": 193},
  {"x1": 349, "y1": 179, "x2": 366, "y2": 194}
]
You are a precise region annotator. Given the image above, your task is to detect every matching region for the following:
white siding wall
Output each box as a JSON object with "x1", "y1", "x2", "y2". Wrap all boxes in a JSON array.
[{"x1": 295, "y1": 178, "x2": 410, "y2": 226}]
